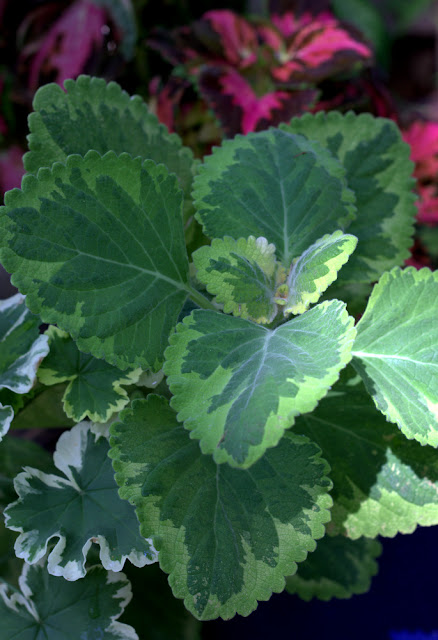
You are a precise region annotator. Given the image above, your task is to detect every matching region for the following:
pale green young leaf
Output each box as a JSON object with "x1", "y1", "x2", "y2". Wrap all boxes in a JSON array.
[
  {"x1": 285, "y1": 535, "x2": 381, "y2": 601},
  {"x1": 295, "y1": 369, "x2": 438, "y2": 538},
  {"x1": 282, "y1": 112, "x2": 416, "y2": 283},
  {"x1": 0, "y1": 153, "x2": 190, "y2": 371},
  {"x1": 192, "y1": 235, "x2": 281, "y2": 323},
  {"x1": 284, "y1": 230, "x2": 357, "y2": 315},
  {"x1": 109, "y1": 395, "x2": 332, "y2": 621},
  {"x1": 164, "y1": 302, "x2": 356, "y2": 469},
  {"x1": 4, "y1": 422, "x2": 157, "y2": 580},
  {"x1": 38, "y1": 327, "x2": 141, "y2": 422},
  {"x1": 0, "y1": 562, "x2": 138, "y2": 639},
  {"x1": 352, "y1": 267, "x2": 438, "y2": 447},
  {"x1": 24, "y1": 75, "x2": 194, "y2": 203},
  {"x1": 193, "y1": 128, "x2": 356, "y2": 266}
]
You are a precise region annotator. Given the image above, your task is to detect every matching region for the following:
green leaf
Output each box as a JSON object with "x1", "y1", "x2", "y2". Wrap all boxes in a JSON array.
[
  {"x1": 0, "y1": 561, "x2": 138, "y2": 639},
  {"x1": 164, "y1": 302, "x2": 355, "y2": 468},
  {"x1": 0, "y1": 405, "x2": 13, "y2": 443},
  {"x1": 109, "y1": 395, "x2": 332, "y2": 621},
  {"x1": 283, "y1": 230, "x2": 358, "y2": 315},
  {"x1": 93, "y1": 0, "x2": 137, "y2": 59},
  {"x1": 4, "y1": 421, "x2": 157, "y2": 580},
  {"x1": 192, "y1": 235, "x2": 281, "y2": 323},
  {"x1": 295, "y1": 369, "x2": 438, "y2": 538},
  {"x1": 24, "y1": 75, "x2": 195, "y2": 205},
  {"x1": 38, "y1": 327, "x2": 141, "y2": 422},
  {"x1": 282, "y1": 112, "x2": 416, "y2": 283},
  {"x1": 352, "y1": 267, "x2": 438, "y2": 447},
  {"x1": 4, "y1": 383, "x2": 75, "y2": 430},
  {"x1": 193, "y1": 128, "x2": 356, "y2": 266},
  {"x1": 285, "y1": 535, "x2": 382, "y2": 601},
  {"x1": 0, "y1": 152, "x2": 191, "y2": 371},
  {"x1": 0, "y1": 518, "x2": 21, "y2": 587}
]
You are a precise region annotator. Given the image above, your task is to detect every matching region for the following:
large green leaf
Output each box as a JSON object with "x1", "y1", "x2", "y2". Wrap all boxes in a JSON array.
[
  {"x1": 352, "y1": 267, "x2": 438, "y2": 447},
  {"x1": 285, "y1": 535, "x2": 381, "y2": 601},
  {"x1": 295, "y1": 369, "x2": 438, "y2": 538},
  {"x1": 38, "y1": 327, "x2": 141, "y2": 422},
  {"x1": 24, "y1": 75, "x2": 194, "y2": 203},
  {"x1": 193, "y1": 128, "x2": 356, "y2": 266},
  {"x1": 164, "y1": 302, "x2": 356, "y2": 468},
  {"x1": 192, "y1": 235, "x2": 281, "y2": 324},
  {"x1": 0, "y1": 561, "x2": 138, "y2": 639},
  {"x1": 0, "y1": 153, "x2": 191, "y2": 371},
  {"x1": 282, "y1": 112, "x2": 416, "y2": 283},
  {"x1": 4, "y1": 421, "x2": 157, "y2": 580},
  {"x1": 283, "y1": 230, "x2": 358, "y2": 315},
  {"x1": 109, "y1": 395, "x2": 332, "y2": 621}
]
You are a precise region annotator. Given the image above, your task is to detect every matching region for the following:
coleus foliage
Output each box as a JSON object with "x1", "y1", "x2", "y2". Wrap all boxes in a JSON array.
[{"x1": 0, "y1": 75, "x2": 437, "y2": 629}]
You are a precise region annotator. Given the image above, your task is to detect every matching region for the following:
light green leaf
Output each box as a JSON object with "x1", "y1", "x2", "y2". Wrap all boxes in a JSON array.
[
  {"x1": 193, "y1": 128, "x2": 356, "y2": 266},
  {"x1": 0, "y1": 152, "x2": 190, "y2": 371},
  {"x1": 38, "y1": 327, "x2": 141, "y2": 422},
  {"x1": 4, "y1": 421, "x2": 157, "y2": 580},
  {"x1": 295, "y1": 369, "x2": 438, "y2": 538},
  {"x1": 352, "y1": 267, "x2": 438, "y2": 447},
  {"x1": 286, "y1": 535, "x2": 382, "y2": 601},
  {"x1": 282, "y1": 112, "x2": 416, "y2": 283},
  {"x1": 283, "y1": 230, "x2": 358, "y2": 315},
  {"x1": 193, "y1": 235, "x2": 281, "y2": 323},
  {"x1": 0, "y1": 561, "x2": 138, "y2": 639},
  {"x1": 24, "y1": 75, "x2": 195, "y2": 205},
  {"x1": 109, "y1": 395, "x2": 332, "y2": 621},
  {"x1": 164, "y1": 302, "x2": 356, "y2": 468}
]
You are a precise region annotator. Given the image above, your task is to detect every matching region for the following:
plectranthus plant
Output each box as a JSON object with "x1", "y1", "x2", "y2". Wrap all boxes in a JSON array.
[{"x1": 0, "y1": 75, "x2": 436, "y2": 633}]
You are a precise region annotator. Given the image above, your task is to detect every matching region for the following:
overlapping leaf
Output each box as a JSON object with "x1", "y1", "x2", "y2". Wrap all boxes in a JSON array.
[
  {"x1": 0, "y1": 383, "x2": 75, "y2": 430},
  {"x1": 193, "y1": 235, "x2": 281, "y2": 323},
  {"x1": 0, "y1": 437, "x2": 53, "y2": 508},
  {"x1": 282, "y1": 112, "x2": 416, "y2": 283},
  {"x1": 285, "y1": 535, "x2": 381, "y2": 601},
  {"x1": 283, "y1": 230, "x2": 357, "y2": 315},
  {"x1": 352, "y1": 267, "x2": 438, "y2": 447},
  {"x1": 109, "y1": 395, "x2": 332, "y2": 621},
  {"x1": 0, "y1": 561, "x2": 138, "y2": 639},
  {"x1": 0, "y1": 153, "x2": 190, "y2": 371},
  {"x1": 24, "y1": 75, "x2": 195, "y2": 204},
  {"x1": 164, "y1": 302, "x2": 356, "y2": 468},
  {"x1": 295, "y1": 369, "x2": 438, "y2": 538},
  {"x1": 38, "y1": 327, "x2": 141, "y2": 422},
  {"x1": 193, "y1": 127, "x2": 356, "y2": 266},
  {"x1": 4, "y1": 421, "x2": 157, "y2": 580}
]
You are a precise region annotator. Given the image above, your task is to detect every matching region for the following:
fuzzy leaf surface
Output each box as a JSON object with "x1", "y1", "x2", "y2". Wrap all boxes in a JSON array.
[
  {"x1": 164, "y1": 302, "x2": 356, "y2": 468},
  {"x1": 109, "y1": 395, "x2": 332, "y2": 621},
  {"x1": 285, "y1": 535, "x2": 381, "y2": 601},
  {"x1": 282, "y1": 112, "x2": 416, "y2": 283},
  {"x1": 295, "y1": 370, "x2": 438, "y2": 538},
  {"x1": 352, "y1": 267, "x2": 438, "y2": 447},
  {"x1": 24, "y1": 75, "x2": 194, "y2": 202},
  {"x1": 192, "y1": 235, "x2": 280, "y2": 323},
  {"x1": 38, "y1": 327, "x2": 140, "y2": 422},
  {"x1": 193, "y1": 128, "x2": 356, "y2": 266},
  {"x1": 0, "y1": 153, "x2": 190, "y2": 371},
  {"x1": 4, "y1": 422, "x2": 157, "y2": 580},
  {"x1": 284, "y1": 230, "x2": 357, "y2": 315},
  {"x1": 0, "y1": 562, "x2": 138, "y2": 639}
]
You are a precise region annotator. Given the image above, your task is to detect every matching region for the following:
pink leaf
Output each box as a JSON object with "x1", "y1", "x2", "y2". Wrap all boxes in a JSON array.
[
  {"x1": 402, "y1": 120, "x2": 438, "y2": 182},
  {"x1": 0, "y1": 146, "x2": 25, "y2": 195},
  {"x1": 203, "y1": 10, "x2": 258, "y2": 68},
  {"x1": 416, "y1": 184, "x2": 438, "y2": 226}
]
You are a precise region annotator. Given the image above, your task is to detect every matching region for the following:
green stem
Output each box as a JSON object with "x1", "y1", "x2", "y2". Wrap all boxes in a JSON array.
[{"x1": 186, "y1": 285, "x2": 219, "y2": 311}]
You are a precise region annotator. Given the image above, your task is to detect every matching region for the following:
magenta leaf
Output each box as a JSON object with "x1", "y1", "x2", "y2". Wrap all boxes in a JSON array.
[{"x1": 0, "y1": 146, "x2": 25, "y2": 195}]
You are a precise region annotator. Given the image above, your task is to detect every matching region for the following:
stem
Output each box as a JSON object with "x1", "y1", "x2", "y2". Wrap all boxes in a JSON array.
[{"x1": 186, "y1": 285, "x2": 219, "y2": 311}]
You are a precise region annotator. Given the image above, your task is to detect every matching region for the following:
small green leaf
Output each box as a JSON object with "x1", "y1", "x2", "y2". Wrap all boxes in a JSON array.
[
  {"x1": 164, "y1": 302, "x2": 356, "y2": 468},
  {"x1": 282, "y1": 112, "x2": 416, "y2": 283},
  {"x1": 295, "y1": 369, "x2": 438, "y2": 538},
  {"x1": 284, "y1": 230, "x2": 358, "y2": 315},
  {"x1": 352, "y1": 267, "x2": 438, "y2": 447},
  {"x1": 193, "y1": 236, "x2": 281, "y2": 323},
  {"x1": 109, "y1": 395, "x2": 332, "y2": 621},
  {"x1": 0, "y1": 153, "x2": 190, "y2": 371},
  {"x1": 193, "y1": 128, "x2": 356, "y2": 266},
  {"x1": 4, "y1": 422, "x2": 157, "y2": 580},
  {"x1": 0, "y1": 561, "x2": 138, "y2": 639},
  {"x1": 25, "y1": 75, "x2": 195, "y2": 204},
  {"x1": 286, "y1": 535, "x2": 382, "y2": 601},
  {"x1": 38, "y1": 327, "x2": 141, "y2": 422}
]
